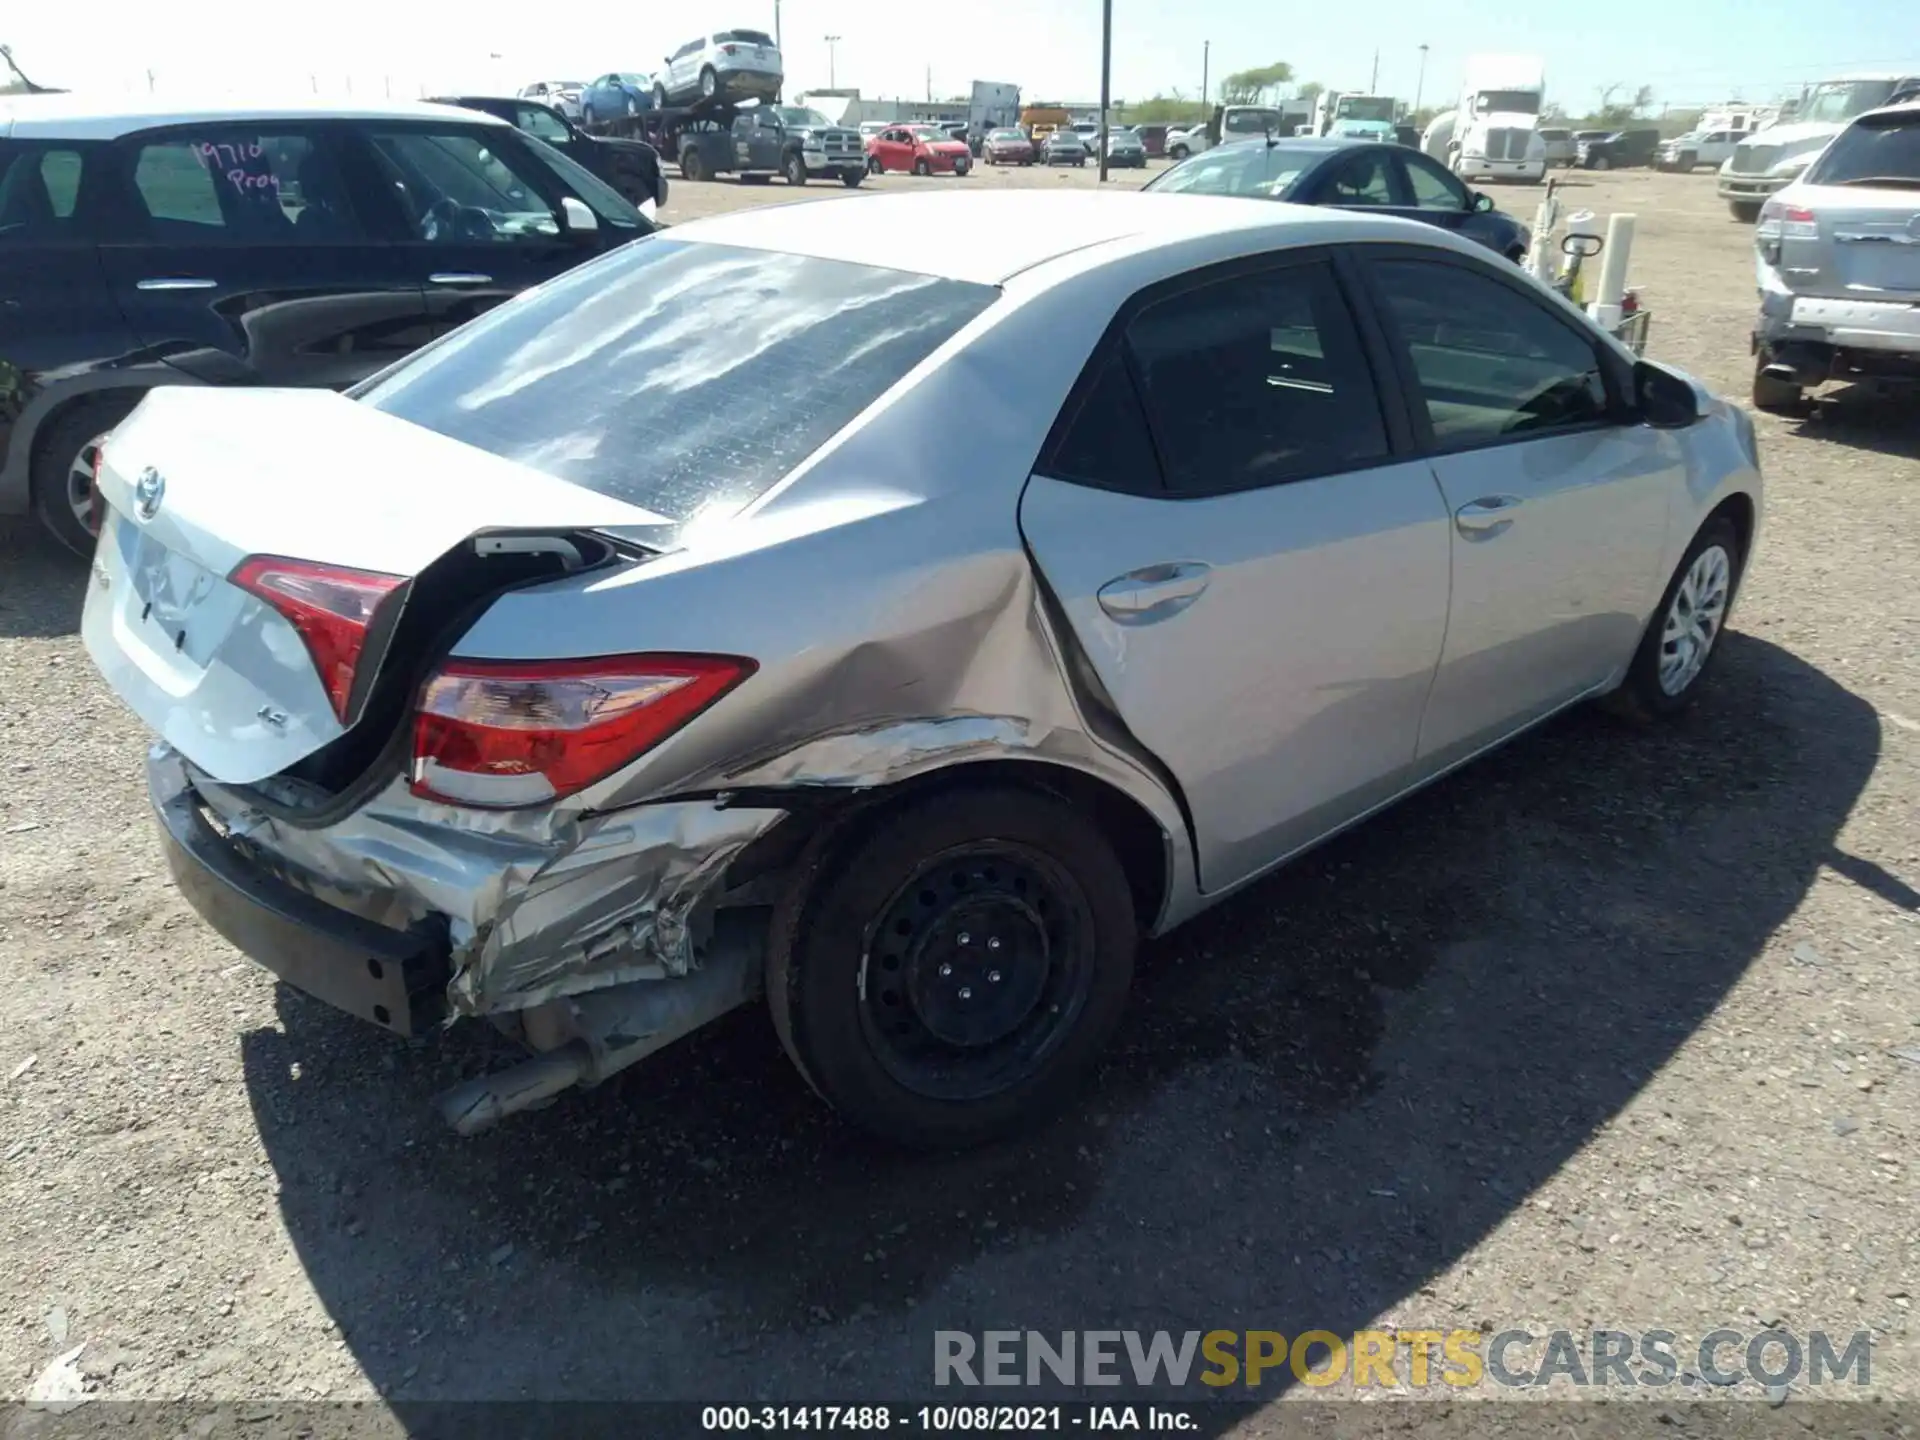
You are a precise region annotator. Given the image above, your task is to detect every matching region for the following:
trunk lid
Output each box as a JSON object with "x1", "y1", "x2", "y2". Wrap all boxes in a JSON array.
[
  {"x1": 1805, "y1": 185, "x2": 1920, "y2": 295},
  {"x1": 83, "y1": 386, "x2": 667, "y2": 787}
]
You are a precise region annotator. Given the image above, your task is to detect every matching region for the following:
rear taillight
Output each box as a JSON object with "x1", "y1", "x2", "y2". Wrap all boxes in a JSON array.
[
  {"x1": 409, "y1": 654, "x2": 755, "y2": 807},
  {"x1": 231, "y1": 556, "x2": 406, "y2": 724},
  {"x1": 720, "y1": 43, "x2": 738, "y2": 54}
]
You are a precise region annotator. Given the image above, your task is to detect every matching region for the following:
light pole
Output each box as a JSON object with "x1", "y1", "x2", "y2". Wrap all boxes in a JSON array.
[
  {"x1": 1414, "y1": 43, "x2": 1429, "y2": 115},
  {"x1": 774, "y1": 0, "x2": 782, "y2": 53},
  {"x1": 1201, "y1": 40, "x2": 1210, "y2": 105},
  {"x1": 824, "y1": 35, "x2": 841, "y2": 90},
  {"x1": 1097, "y1": 0, "x2": 1112, "y2": 182}
]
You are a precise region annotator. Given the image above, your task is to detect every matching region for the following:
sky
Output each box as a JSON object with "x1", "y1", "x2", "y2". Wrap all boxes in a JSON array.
[{"x1": 5, "y1": 0, "x2": 1918, "y2": 117}]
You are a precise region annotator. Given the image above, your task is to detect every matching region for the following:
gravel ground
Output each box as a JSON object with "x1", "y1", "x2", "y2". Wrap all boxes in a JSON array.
[{"x1": 1, "y1": 163, "x2": 1916, "y2": 1418}]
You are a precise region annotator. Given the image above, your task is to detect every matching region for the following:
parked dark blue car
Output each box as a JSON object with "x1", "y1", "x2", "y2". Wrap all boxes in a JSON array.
[
  {"x1": 1144, "y1": 136, "x2": 1533, "y2": 262},
  {"x1": 581, "y1": 73, "x2": 656, "y2": 127}
]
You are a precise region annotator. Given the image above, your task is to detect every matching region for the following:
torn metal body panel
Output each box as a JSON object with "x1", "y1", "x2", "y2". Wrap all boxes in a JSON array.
[{"x1": 188, "y1": 765, "x2": 786, "y2": 1014}]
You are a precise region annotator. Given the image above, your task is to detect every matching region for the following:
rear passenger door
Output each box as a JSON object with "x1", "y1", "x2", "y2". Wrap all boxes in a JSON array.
[
  {"x1": 1359, "y1": 248, "x2": 1677, "y2": 772},
  {"x1": 1018, "y1": 253, "x2": 1455, "y2": 893},
  {"x1": 94, "y1": 124, "x2": 434, "y2": 389}
]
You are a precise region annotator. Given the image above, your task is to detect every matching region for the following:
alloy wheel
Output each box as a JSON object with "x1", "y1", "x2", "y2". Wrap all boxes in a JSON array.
[
  {"x1": 1657, "y1": 544, "x2": 1732, "y2": 696},
  {"x1": 67, "y1": 435, "x2": 103, "y2": 537}
]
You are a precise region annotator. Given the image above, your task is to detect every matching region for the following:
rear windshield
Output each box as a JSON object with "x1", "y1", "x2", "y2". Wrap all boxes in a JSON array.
[
  {"x1": 1808, "y1": 113, "x2": 1920, "y2": 185},
  {"x1": 1145, "y1": 142, "x2": 1312, "y2": 197},
  {"x1": 1223, "y1": 108, "x2": 1284, "y2": 134},
  {"x1": 717, "y1": 29, "x2": 776, "y2": 45},
  {"x1": 354, "y1": 239, "x2": 997, "y2": 543}
]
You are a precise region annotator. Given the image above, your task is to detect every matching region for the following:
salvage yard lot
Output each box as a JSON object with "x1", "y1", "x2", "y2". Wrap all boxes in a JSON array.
[{"x1": 1, "y1": 164, "x2": 1916, "y2": 1407}]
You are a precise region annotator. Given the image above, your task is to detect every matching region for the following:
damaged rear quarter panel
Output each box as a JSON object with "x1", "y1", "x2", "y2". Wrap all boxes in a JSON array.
[{"x1": 449, "y1": 286, "x2": 1198, "y2": 927}]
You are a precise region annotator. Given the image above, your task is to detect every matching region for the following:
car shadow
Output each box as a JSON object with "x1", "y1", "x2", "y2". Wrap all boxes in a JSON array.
[
  {"x1": 1791, "y1": 384, "x2": 1920, "y2": 461},
  {"x1": 240, "y1": 633, "x2": 1880, "y2": 1407},
  {"x1": 0, "y1": 519, "x2": 88, "y2": 639}
]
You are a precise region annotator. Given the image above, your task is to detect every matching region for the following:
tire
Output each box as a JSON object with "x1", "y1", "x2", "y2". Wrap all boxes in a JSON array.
[
  {"x1": 625, "y1": 93, "x2": 639, "y2": 118},
  {"x1": 1752, "y1": 359, "x2": 1808, "y2": 415},
  {"x1": 783, "y1": 152, "x2": 807, "y2": 186},
  {"x1": 767, "y1": 785, "x2": 1137, "y2": 1148},
  {"x1": 1169, "y1": 144, "x2": 1188, "y2": 160},
  {"x1": 954, "y1": 158, "x2": 970, "y2": 177},
  {"x1": 652, "y1": 82, "x2": 668, "y2": 110},
  {"x1": 1729, "y1": 200, "x2": 1762, "y2": 223},
  {"x1": 31, "y1": 393, "x2": 142, "y2": 557},
  {"x1": 1603, "y1": 516, "x2": 1744, "y2": 724},
  {"x1": 913, "y1": 158, "x2": 931, "y2": 176},
  {"x1": 867, "y1": 155, "x2": 883, "y2": 175},
  {"x1": 680, "y1": 147, "x2": 706, "y2": 183},
  {"x1": 699, "y1": 66, "x2": 717, "y2": 100},
  {"x1": 1591, "y1": 154, "x2": 1611, "y2": 171},
  {"x1": 840, "y1": 170, "x2": 863, "y2": 188}
]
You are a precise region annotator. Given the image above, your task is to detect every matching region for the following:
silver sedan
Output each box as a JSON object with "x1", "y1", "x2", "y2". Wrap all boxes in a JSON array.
[{"x1": 84, "y1": 191, "x2": 1763, "y2": 1147}]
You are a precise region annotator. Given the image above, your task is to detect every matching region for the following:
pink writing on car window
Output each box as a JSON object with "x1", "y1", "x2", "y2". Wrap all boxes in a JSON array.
[{"x1": 188, "y1": 140, "x2": 284, "y2": 194}]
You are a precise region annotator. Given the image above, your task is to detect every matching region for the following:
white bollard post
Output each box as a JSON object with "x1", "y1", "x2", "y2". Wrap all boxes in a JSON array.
[
  {"x1": 1526, "y1": 186, "x2": 1561, "y2": 284},
  {"x1": 1588, "y1": 212, "x2": 1636, "y2": 332}
]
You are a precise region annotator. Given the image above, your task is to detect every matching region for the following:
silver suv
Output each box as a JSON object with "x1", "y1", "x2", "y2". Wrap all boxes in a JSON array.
[{"x1": 1751, "y1": 101, "x2": 1920, "y2": 411}]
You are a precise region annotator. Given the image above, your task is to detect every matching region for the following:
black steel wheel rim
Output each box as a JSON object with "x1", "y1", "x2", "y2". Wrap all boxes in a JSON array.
[{"x1": 857, "y1": 842, "x2": 1096, "y2": 1102}]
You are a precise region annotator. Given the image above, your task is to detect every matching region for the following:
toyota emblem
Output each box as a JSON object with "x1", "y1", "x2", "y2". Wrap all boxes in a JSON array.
[{"x1": 133, "y1": 467, "x2": 165, "y2": 521}]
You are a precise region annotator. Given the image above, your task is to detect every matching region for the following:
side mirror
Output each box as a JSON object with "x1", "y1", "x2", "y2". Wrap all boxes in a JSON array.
[
  {"x1": 1472, "y1": 191, "x2": 1495, "y2": 213},
  {"x1": 559, "y1": 195, "x2": 599, "y2": 239},
  {"x1": 1635, "y1": 360, "x2": 1706, "y2": 429}
]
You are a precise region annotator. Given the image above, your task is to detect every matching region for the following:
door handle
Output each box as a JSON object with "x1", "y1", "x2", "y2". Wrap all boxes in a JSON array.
[
  {"x1": 1454, "y1": 494, "x2": 1523, "y2": 538},
  {"x1": 135, "y1": 277, "x2": 217, "y2": 291},
  {"x1": 428, "y1": 272, "x2": 494, "y2": 285},
  {"x1": 1096, "y1": 561, "x2": 1211, "y2": 625}
]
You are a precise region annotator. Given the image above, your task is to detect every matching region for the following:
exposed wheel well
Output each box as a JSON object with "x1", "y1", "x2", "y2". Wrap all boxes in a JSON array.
[
  {"x1": 724, "y1": 759, "x2": 1171, "y2": 934},
  {"x1": 1707, "y1": 491, "x2": 1756, "y2": 566}
]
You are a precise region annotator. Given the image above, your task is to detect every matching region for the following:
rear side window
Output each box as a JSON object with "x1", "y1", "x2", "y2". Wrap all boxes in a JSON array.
[
  {"x1": 355, "y1": 239, "x2": 996, "y2": 541},
  {"x1": 0, "y1": 143, "x2": 98, "y2": 242},
  {"x1": 129, "y1": 132, "x2": 364, "y2": 242},
  {"x1": 1808, "y1": 114, "x2": 1920, "y2": 185},
  {"x1": 1124, "y1": 260, "x2": 1390, "y2": 492}
]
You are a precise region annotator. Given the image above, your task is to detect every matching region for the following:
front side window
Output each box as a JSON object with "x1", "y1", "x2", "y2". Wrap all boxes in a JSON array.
[
  {"x1": 356, "y1": 240, "x2": 996, "y2": 543},
  {"x1": 1124, "y1": 261, "x2": 1390, "y2": 492},
  {"x1": 1402, "y1": 153, "x2": 1469, "y2": 209},
  {"x1": 361, "y1": 129, "x2": 562, "y2": 242},
  {"x1": 1370, "y1": 257, "x2": 1611, "y2": 448},
  {"x1": 128, "y1": 131, "x2": 362, "y2": 242},
  {"x1": 1807, "y1": 113, "x2": 1920, "y2": 186},
  {"x1": 515, "y1": 105, "x2": 572, "y2": 144}
]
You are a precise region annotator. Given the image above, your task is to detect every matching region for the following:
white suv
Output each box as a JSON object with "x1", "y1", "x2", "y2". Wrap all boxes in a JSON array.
[
  {"x1": 1657, "y1": 128, "x2": 1741, "y2": 172},
  {"x1": 652, "y1": 30, "x2": 784, "y2": 108}
]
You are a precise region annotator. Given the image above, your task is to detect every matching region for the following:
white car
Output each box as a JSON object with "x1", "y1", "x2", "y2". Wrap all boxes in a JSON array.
[
  {"x1": 1166, "y1": 123, "x2": 1211, "y2": 159},
  {"x1": 653, "y1": 29, "x2": 784, "y2": 108},
  {"x1": 518, "y1": 81, "x2": 585, "y2": 120},
  {"x1": 1657, "y1": 128, "x2": 1742, "y2": 172}
]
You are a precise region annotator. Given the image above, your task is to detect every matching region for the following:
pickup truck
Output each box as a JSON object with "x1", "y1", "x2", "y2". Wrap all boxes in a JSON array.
[
  {"x1": 1655, "y1": 128, "x2": 1743, "y2": 172},
  {"x1": 725, "y1": 105, "x2": 866, "y2": 185},
  {"x1": 429, "y1": 94, "x2": 668, "y2": 212}
]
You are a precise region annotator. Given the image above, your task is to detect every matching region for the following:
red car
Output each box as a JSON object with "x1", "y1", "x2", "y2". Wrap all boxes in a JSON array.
[
  {"x1": 981, "y1": 127, "x2": 1035, "y2": 165},
  {"x1": 867, "y1": 124, "x2": 973, "y2": 176}
]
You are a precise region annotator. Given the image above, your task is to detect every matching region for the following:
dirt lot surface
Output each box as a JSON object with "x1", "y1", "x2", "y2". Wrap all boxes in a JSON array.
[{"x1": 2, "y1": 163, "x2": 1917, "y2": 1418}]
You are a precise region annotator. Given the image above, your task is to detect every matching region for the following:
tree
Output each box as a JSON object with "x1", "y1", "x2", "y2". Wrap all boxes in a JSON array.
[
  {"x1": 1219, "y1": 61, "x2": 1294, "y2": 105},
  {"x1": 1296, "y1": 81, "x2": 1324, "y2": 106},
  {"x1": 1122, "y1": 90, "x2": 1211, "y2": 125},
  {"x1": 1594, "y1": 82, "x2": 1656, "y2": 126}
]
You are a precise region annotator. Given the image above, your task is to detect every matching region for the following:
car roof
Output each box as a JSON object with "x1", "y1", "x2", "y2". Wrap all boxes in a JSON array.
[
  {"x1": 0, "y1": 93, "x2": 508, "y2": 140},
  {"x1": 667, "y1": 188, "x2": 1461, "y2": 286},
  {"x1": 1854, "y1": 99, "x2": 1920, "y2": 122}
]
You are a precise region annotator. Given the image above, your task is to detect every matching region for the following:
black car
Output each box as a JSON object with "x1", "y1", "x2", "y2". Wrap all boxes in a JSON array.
[
  {"x1": 0, "y1": 95, "x2": 652, "y2": 554},
  {"x1": 1143, "y1": 136, "x2": 1533, "y2": 262},
  {"x1": 1577, "y1": 128, "x2": 1662, "y2": 170},
  {"x1": 430, "y1": 94, "x2": 667, "y2": 211}
]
